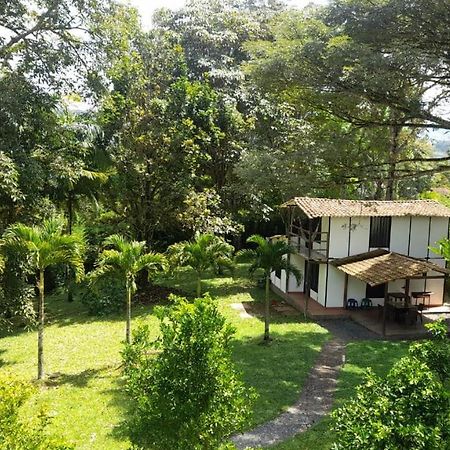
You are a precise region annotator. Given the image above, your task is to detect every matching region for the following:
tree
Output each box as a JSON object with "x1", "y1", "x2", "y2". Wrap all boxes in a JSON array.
[
  {"x1": 167, "y1": 234, "x2": 234, "y2": 297},
  {"x1": 238, "y1": 235, "x2": 301, "y2": 341},
  {"x1": 90, "y1": 235, "x2": 166, "y2": 344},
  {"x1": 1, "y1": 217, "x2": 85, "y2": 380},
  {"x1": 246, "y1": 1, "x2": 450, "y2": 195},
  {"x1": 122, "y1": 294, "x2": 255, "y2": 449},
  {"x1": 332, "y1": 321, "x2": 450, "y2": 450}
]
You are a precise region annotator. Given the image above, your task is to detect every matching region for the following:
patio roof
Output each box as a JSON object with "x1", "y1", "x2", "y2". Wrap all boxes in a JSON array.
[
  {"x1": 331, "y1": 249, "x2": 450, "y2": 286},
  {"x1": 281, "y1": 197, "x2": 450, "y2": 218}
]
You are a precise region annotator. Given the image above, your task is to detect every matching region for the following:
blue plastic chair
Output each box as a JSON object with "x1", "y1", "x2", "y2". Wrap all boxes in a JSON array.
[{"x1": 346, "y1": 298, "x2": 358, "y2": 309}]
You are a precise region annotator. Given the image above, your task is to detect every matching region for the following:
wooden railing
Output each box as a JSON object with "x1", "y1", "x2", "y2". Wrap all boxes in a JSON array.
[{"x1": 289, "y1": 224, "x2": 329, "y2": 261}]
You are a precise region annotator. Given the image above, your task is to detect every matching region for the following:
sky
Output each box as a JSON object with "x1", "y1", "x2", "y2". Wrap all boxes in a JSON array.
[{"x1": 126, "y1": 0, "x2": 328, "y2": 29}]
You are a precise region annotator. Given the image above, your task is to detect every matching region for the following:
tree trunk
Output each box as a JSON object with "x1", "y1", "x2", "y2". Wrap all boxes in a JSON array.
[
  {"x1": 386, "y1": 125, "x2": 402, "y2": 200},
  {"x1": 196, "y1": 273, "x2": 202, "y2": 297},
  {"x1": 37, "y1": 269, "x2": 45, "y2": 380},
  {"x1": 126, "y1": 282, "x2": 132, "y2": 344},
  {"x1": 66, "y1": 192, "x2": 74, "y2": 302},
  {"x1": 264, "y1": 274, "x2": 270, "y2": 341}
]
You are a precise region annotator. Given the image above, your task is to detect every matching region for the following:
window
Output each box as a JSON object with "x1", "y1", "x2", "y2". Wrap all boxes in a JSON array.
[
  {"x1": 366, "y1": 283, "x2": 386, "y2": 298},
  {"x1": 369, "y1": 216, "x2": 391, "y2": 248},
  {"x1": 275, "y1": 268, "x2": 281, "y2": 279},
  {"x1": 306, "y1": 261, "x2": 319, "y2": 292}
]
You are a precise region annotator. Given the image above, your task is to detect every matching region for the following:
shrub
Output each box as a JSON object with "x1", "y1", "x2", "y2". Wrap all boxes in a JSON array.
[
  {"x1": 122, "y1": 294, "x2": 255, "y2": 450},
  {"x1": 332, "y1": 321, "x2": 450, "y2": 450},
  {"x1": 79, "y1": 278, "x2": 125, "y2": 315},
  {"x1": 409, "y1": 319, "x2": 450, "y2": 382},
  {"x1": 0, "y1": 372, "x2": 73, "y2": 449}
]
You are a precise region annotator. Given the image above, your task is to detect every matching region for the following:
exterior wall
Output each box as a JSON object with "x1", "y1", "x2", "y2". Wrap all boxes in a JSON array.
[
  {"x1": 328, "y1": 217, "x2": 351, "y2": 258},
  {"x1": 389, "y1": 217, "x2": 410, "y2": 254},
  {"x1": 288, "y1": 254, "x2": 305, "y2": 292},
  {"x1": 409, "y1": 217, "x2": 431, "y2": 258},
  {"x1": 325, "y1": 265, "x2": 346, "y2": 307}
]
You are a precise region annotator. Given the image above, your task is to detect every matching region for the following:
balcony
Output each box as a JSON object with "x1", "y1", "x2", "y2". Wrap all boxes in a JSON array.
[{"x1": 288, "y1": 224, "x2": 329, "y2": 262}]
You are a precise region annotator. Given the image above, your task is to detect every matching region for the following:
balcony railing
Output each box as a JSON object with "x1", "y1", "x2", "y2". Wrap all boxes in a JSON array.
[{"x1": 288, "y1": 224, "x2": 329, "y2": 261}]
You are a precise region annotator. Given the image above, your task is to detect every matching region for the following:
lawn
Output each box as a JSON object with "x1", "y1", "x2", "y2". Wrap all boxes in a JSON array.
[{"x1": 0, "y1": 265, "x2": 329, "y2": 449}]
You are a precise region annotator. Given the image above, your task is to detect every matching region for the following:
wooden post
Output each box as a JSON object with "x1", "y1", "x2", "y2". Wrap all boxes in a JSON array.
[
  {"x1": 304, "y1": 219, "x2": 313, "y2": 317},
  {"x1": 405, "y1": 278, "x2": 410, "y2": 305},
  {"x1": 382, "y1": 283, "x2": 388, "y2": 337},
  {"x1": 343, "y1": 273, "x2": 349, "y2": 308}
]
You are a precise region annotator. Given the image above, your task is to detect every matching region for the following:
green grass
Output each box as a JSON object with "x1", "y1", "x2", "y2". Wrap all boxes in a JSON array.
[
  {"x1": 272, "y1": 339, "x2": 410, "y2": 450},
  {"x1": 0, "y1": 265, "x2": 328, "y2": 449}
]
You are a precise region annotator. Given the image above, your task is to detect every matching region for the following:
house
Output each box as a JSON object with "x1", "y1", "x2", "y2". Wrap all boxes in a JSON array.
[{"x1": 271, "y1": 197, "x2": 450, "y2": 313}]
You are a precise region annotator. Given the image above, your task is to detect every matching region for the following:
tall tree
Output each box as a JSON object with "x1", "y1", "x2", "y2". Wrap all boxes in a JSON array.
[
  {"x1": 90, "y1": 235, "x2": 167, "y2": 343},
  {"x1": 1, "y1": 217, "x2": 85, "y2": 379}
]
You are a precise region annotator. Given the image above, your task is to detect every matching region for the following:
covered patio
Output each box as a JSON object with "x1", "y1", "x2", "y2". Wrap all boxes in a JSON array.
[
  {"x1": 332, "y1": 249, "x2": 450, "y2": 336},
  {"x1": 282, "y1": 249, "x2": 450, "y2": 337}
]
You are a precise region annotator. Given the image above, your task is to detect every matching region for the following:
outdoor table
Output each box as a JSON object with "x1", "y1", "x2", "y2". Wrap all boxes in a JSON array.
[
  {"x1": 388, "y1": 292, "x2": 410, "y2": 305},
  {"x1": 386, "y1": 300, "x2": 418, "y2": 324},
  {"x1": 411, "y1": 291, "x2": 433, "y2": 307}
]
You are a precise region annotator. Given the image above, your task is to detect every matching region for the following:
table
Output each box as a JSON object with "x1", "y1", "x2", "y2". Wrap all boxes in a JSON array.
[
  {"x1": 387, "y1": 292, "x2": 410, "y2": 306},
  {"x1": 411, "y1": 291, "x2": 433, "y2": 307}
]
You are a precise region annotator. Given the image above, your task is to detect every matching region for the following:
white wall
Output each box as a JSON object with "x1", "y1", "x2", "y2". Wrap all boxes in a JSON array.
[
  {"x1": 288, "y1": 254, "x2": 305, "y2": 292},
  {"x1": 409, "y1": 217, "x2": 430, "y2": 258},
  {"x1": 325, "y1": 265, "x2": 346, "y2": 307},
  {"x1": 428, "y1": 217, "x2": 449, "y2": 259},
  {"x1": 329, "y1": 217, "x2": 350, "y2": 258},
  {"x1": 349, "y1": 217, "x2": 370, "y2": 254},
  {"x1": 317, "y1": 264, "x2": 327, "y2": 305},
  {"x1": 390, "y1": 217, "x2": 410, "y2": 254}
]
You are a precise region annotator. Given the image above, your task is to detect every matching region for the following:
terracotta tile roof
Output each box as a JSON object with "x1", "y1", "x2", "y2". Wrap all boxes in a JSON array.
[
  {"x1": 281, "y1": 197, "x2": 450, "y2": 218},
  {"x1": 331, "y1": 249, "x2": 450, "y2": 286}
]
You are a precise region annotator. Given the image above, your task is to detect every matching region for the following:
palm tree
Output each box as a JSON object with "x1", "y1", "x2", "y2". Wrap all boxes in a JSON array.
[
  {"x1": 1, "y1": 217, "x2": 85, "y2": 380},
  {"x1": 167, "y1": 234, "x2": 234, "y2": 297},
  {"x1": 239, "y1": 235, "x2": 301, "y2": 342},
  {"x1": 90, "y1": 235, "x2": 167, "y2": 344}
]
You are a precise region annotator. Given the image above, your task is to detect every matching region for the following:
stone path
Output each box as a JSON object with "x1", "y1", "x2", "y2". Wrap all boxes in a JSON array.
[{"x1": 232, "y1": 337, "x2": 346, "y2": 449}]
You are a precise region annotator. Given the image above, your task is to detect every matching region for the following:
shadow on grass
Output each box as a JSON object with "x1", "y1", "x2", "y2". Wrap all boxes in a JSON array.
[
  {"x1": 0, "y1": 348, "x2": 10, "y2": 368},
  {"x1": 44, "y1": 365, "x2": 117, "y2": 388}
]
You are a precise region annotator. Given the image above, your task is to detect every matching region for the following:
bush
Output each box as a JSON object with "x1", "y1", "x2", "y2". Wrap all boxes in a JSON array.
[
  {"x1": 79, "y1": 277, "x2": 125, "y2": 315},
  {"x1": 332, "y1": 321, "x2": 450, "y2": 450},
  {"x1": 0, "y1": 246, "x2": 36, "y2": 333},
  {"x1": 122, "y1": 294, "x2": 256, "y2": 450},
  {"x1": 0, "y1": 372, "x2": 73, "y2": 449}
]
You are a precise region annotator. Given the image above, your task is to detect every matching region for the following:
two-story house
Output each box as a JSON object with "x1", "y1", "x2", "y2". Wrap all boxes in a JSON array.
[{"x1": 271, "y1": 197, "x2": 450, "y2": 310}]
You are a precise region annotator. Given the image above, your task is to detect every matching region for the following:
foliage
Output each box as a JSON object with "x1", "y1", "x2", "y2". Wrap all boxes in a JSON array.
[
  {"x1": 167, "y1": 234, "x2": 234, "y2": 296},
  {"x1": 179, "y1": 188, "x2": 244, "y2": 236},
  {"x1": 0, "y1": 372, "x2": 73, "y2": 449},
  {"x1": 79, "y1": 277, "x2": 125, "y2": 316},
  {"x1": 332, "y1": 321, "x2": 450, "y2": 450},
  {"x1": 90, "y1": 234, "x2": 166, "y2": 342},
  {"x1": 122, "y1": 294, "x2": 255, "y2": 450}
]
